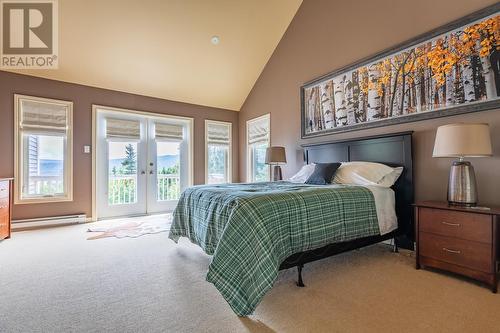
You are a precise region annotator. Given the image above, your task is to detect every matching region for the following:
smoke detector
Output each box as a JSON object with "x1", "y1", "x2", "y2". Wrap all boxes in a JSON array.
[{"x1": 211, "y1": 36, "x2": 220, "y2": 45}]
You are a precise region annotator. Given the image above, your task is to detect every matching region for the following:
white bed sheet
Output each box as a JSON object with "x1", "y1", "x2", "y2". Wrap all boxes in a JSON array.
[
  {"x1": 324, "y1": 184, "x2": 397, "y2": 235},
  {"x1": 364, "y1": 185, "x2": 397, "y2": 235}
]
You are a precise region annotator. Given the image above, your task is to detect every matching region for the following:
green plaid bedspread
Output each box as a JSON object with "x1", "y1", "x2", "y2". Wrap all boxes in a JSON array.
[{"x1": 168, "y1": 181, "x2": 379, "y2": 316}]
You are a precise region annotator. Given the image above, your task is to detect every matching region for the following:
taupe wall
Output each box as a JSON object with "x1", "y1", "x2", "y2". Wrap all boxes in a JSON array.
[
  {"x1": 0, "y1": 71, "x2": 238, "y2": 220},
  {"x1": 239, "y1": 0, "x2": 500, "y2": 206}
]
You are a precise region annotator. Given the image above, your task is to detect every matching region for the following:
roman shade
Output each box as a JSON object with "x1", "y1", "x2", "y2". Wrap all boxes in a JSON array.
[
  {"x1": 207, "y1": 122, "x2": 231, "y2": 146},
  {"x1": 19, "y1": 99, "x2": 69, "y2": 134},
  {"x1": 155, "y1": 122, "x2": 184, "y2": 141},
  {"x1": 106, "y1": 118, "x2": 140, "y2": 140},
  {"x1": 248, "y1": 116, "x2": 269, "y2": 145}
]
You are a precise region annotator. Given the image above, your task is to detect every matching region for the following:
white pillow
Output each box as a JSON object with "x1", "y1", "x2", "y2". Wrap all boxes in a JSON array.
[
  {"x1": 377, "y1": 167, "x2": 404, "y2": 187},
  {"x1": 333, "y1": 162, "x2": 394, "y2": 186},
  {"x1": 288, "y1": 164, "x2": 316, "y2": 183}
]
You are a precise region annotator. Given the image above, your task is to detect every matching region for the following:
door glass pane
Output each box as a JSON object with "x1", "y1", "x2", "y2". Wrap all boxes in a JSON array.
[
  {"x1": 252, "y1": 143, "x2": 269, "y2": 182},
  {"x1": 207, "y1": 145, "x2": 228, "y2": 184},
  {"x1": 157, "y1": 141, "x2": 180, "y2": 201},
  {"x1": 23, "y1": 134, "x2": 65, "y2": 197},
  {"x1": 108, "y1": 142, "x2": 137, "y2": 205}
]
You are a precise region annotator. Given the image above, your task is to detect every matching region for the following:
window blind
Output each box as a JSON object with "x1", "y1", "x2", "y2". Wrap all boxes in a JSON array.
[
  {"x1": 106, "y1": 118, "x2": 140, "y2": 140},
  {"x1": 207, "y1": 122, "x2": 230, "y2": 146},
  {"x1": 155, "y1": 123, "x2": 184, "y2": 141},
  {"x1": 19, "y1": 99, "x2": 68, "y2": 134},
  {"x1": 247, "y1": 116, "x2": 269, "y2": 145}
]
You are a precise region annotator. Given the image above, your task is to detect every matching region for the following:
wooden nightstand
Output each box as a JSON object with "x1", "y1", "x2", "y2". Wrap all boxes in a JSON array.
[
  {"x1": 414, "y1": 201, "x2": 499, "y2": 293},
  {"x1": 0, "y1": 178, "x2": 13, "y2": 240}
]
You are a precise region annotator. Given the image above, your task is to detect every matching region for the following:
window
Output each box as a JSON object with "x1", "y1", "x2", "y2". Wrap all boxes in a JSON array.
[
  {"x1": 14, "y1": 95, "x2": 73, "y2": 203},
  {"x1": 205, "y1": 120, "x2": 232, "y2": 184},
  {"x1": 246, "y1": 114, "x2": 270, "y2": 182}
]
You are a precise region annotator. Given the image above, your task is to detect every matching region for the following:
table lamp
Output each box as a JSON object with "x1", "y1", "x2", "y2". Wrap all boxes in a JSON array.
[
  {"x1": 265, "y1": 146, "x2": 287, "y2": 181},
  {"x1": 433, "y1": 123, "x2": 492, "y2": 206}
]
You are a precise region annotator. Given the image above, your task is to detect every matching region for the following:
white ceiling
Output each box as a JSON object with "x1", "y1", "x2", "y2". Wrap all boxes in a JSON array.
[{"x1": 7, "y1": 0, "x2": 303, "y2": 111}]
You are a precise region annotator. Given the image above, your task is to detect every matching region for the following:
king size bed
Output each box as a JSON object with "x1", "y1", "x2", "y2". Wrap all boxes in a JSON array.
[{"x1": 168, "y1": 132, "x2": 414, "y2": 316}]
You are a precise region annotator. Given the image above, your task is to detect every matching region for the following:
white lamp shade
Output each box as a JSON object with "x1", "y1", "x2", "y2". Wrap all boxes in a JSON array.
[{"x1": 433, "y1": 123, "x2": 493, "y2": 158}]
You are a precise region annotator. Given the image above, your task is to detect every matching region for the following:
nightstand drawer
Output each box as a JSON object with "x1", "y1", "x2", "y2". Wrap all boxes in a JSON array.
[
  {"x1": 0, "y1": 197, "x2": 9, "y2": 214},
  {"x1": 0, "y1": 181, "x2": 9, "y2": 199},
  {"x1": 419, "y1": 207, "x2": 492, "y2": 243},
  {"x1": 0, "y1": 179, "x2": 12, "y2": 240},
  {"x1": 420, "y1": 232, "x2": 492, "y2": 273},
  {"x1": 0, "y1": 211, "x2": 9, "y2": 239}
]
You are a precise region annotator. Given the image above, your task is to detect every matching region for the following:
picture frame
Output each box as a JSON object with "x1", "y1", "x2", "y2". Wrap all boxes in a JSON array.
[{"x1": 301, "y1": 4, "x2": 500, "y2": 138}]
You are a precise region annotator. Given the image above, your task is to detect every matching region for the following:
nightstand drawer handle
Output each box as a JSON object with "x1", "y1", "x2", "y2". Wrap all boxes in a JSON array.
[
  {"x1": 443, "y1": 247, "x2": 461, "y2": 254},
  {"x1": 442, "y1": 221, "x2": 460, "y2": 227}
]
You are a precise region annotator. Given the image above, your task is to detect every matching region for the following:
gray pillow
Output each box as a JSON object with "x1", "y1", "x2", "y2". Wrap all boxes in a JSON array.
[{"x1": 305, "y1": 163, "x2": 342, "y2": 185}]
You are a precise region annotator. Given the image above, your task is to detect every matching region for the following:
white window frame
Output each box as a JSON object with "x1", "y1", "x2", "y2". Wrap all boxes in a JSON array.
[
  {"x1": 246, "y1": 114, "x2": 270, "y2": 182},
  {"x1": 14, "y1": 94, "x2": 73, "y2": 204},
  {"x1": 205, "y1": 120, "x2": 232, "y2": 184}
]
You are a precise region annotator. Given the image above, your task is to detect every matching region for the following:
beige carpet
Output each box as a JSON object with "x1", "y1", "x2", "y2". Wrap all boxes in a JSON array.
[{"x1": 0, "y1": 216, "x2": 499, "y2": 333}]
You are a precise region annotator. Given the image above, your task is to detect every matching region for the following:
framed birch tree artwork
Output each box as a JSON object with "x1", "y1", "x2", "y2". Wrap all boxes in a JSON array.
[{"x1": 301, "y1": 4, "x2": 500, "y2": 138}]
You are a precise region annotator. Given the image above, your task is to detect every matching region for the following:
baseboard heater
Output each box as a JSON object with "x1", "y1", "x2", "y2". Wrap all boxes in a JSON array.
[{"x1": 12, "y1": 214, "x2": 88, "y2": 230}]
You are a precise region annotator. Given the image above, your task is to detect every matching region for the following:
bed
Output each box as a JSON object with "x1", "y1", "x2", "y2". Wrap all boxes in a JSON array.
[{"x1": 169, "y1": 132, "x2": 414, "y2": 316}]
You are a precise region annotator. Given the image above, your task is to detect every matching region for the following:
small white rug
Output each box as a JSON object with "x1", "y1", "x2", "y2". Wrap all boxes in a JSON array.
[{"x1": 87, "y1": 214, "x2": 172, "y2": 240}]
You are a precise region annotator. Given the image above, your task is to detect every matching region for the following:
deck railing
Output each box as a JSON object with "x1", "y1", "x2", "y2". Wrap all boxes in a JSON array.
[
  {"x1": 157, "y1": 174, "x2": 180, "y2": 201},
  {"x1": 108, "y1": 174, "x2": 180, "y2": 205},
  {"x1": 28, "y1": 175, "x2": 64, "y2": 195},
  {"x1": 108, "y1": 175, "x2": 137, "y2": 205}
]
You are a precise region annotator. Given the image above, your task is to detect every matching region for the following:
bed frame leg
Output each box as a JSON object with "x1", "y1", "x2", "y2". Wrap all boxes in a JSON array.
[
  {"x1": 393, "y1": 238, "x2": 399, "y2": 253},
  {"x1": 296, "y1": 264, "x2": 305, "y2": 287}
]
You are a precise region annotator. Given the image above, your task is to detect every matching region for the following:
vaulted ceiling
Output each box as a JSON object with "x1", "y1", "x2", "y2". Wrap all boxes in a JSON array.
[{"x1": 7, "y1": 0, "x2": 303, "y2": 111}]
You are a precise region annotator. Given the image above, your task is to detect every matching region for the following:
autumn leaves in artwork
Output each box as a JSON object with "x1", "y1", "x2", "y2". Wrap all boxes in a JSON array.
[{"x1": 304, "y1": 15, "x2": 499, "y2": 134}]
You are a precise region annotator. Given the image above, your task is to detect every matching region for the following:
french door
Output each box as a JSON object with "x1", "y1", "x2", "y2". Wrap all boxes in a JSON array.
[{"x1": 94, "y1": 106, "x2": 192, "y2": 219}]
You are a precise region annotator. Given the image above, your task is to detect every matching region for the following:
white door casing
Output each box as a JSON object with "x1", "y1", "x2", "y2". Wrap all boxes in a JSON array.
[{"x1": 93, "y1": 106, "x2": 193, "y2": 220}]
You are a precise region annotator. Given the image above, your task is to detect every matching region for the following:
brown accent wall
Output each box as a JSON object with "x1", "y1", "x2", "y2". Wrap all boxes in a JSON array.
[
  {"x1": 0, "y1": 71, "x2": 238, "y2": 220},
  {"x1": 239, "y1": 0, "x2": 500, "y2": 206}
]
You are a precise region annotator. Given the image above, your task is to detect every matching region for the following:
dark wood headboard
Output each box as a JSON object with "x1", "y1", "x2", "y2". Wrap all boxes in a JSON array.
[{"x1": 302, "y1": 132, "x2": 414, "y2": 249}]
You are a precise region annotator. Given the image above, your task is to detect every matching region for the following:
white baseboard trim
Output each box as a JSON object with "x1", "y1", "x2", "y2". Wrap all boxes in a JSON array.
[{"x1": 12, "y1": 214, "x2": 87, "y2": 230}]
